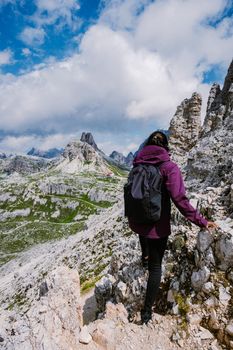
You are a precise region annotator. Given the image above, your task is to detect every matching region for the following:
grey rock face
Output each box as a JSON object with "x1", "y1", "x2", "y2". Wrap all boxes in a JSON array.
[
  {"x1": 125, "y1": 152, "x2": 134, "y2": 167},
  {"x1": 215, "y1": 231, "x2": 233, "y2": 270},
  {"x1": 95, "y1": 237, "x2": 147, "y2": 317},
  {"x1": 62, "y1": 140, "x2": 101, "y2": 164},
  {"x1": 202, "y1": 60, "x2": 233, "y2": 136},
  {"x1": 109, "y1": 151, "x2": 126, "y2": 165},
  {"x1": 202, "y1": 83, "x2": 222, "y2": 134},
  {"x1": 186, "y1": 61, "x2": 233, "y2": 189},
  {"x1": 59, "y1": 140, "x2": 111, "y2": 174},
  {"x1": 196, "y1": 231, "x2": 214, "y2": 253},
  {"x1": 0, "y1": 266, "x2": 82, "y2": 350},
  {"x1": 168, "y1": 92, "x2": 202, "y2": 164},
  {"x1": 38, "y1": 181, "x2": 72, "y2": 195},
  {"x1": 80, "y1": 132, "x2": 99, "y2": 151},
  {"x1": 39, "y1": 281, "x2": 49, "y2": 297},
  {"x1": 109, "y1": 151, "x2": 134, "y2": 168},
  {"x1": 191, "y1": 266, "x2": 210, "y2": 291}
]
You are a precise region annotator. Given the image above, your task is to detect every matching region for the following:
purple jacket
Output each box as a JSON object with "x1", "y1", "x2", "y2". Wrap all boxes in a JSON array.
[{"x1": 128, "y1": 145, "x2": 208, "y2": 239}]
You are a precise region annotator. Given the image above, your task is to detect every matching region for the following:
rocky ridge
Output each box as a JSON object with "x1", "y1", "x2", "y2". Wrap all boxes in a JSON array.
[{"x1": 0, "y1": 61, "x2": 233, "y2": 350}]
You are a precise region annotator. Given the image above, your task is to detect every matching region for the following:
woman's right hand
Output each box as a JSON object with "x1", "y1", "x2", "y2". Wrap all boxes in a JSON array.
[{"x1": 206, "y1": 221, "x2": 219, "y2": 230}]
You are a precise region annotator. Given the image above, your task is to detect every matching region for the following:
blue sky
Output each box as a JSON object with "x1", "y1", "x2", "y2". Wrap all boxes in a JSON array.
[
  {"x1": 0, "y1": 0, "x2": 102, "y2": 74},
  {"x1": 0, "y1": 0, "x2": 232, "y2": 155}
]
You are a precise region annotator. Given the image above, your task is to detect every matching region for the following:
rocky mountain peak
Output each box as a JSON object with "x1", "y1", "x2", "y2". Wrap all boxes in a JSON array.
[
  {"x1": 57, "y1": 140, "x2": 111, "y2": 174},
  {"x1": 109, "y1": 151, "x2": 125, "y2": 165},
  {"x1": 202, "y1": 59, "x2": 233, "y2": 136},
  {"x1": 62, "y1": 141, "x2": 97, "y2": 162},
  {"x1": 125, "y1": 152, "x2": 134, "y2": 167},
  {"x1": 168, "y1": 92, "x2": 202, "y2": 164},
  {"x1": 80, "y1": 132, "x2": 99, "y2": 151},
  {"x1": 109, "y1": 150, "x2": 134, "y2": 168}
]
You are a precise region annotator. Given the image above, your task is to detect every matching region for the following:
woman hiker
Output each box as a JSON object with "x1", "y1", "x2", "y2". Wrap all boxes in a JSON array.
[{"x1": 128, "y1": 131, "x2": 218, "y2": 324}]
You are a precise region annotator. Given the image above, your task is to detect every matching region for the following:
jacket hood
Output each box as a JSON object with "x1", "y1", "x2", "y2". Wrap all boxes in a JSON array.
[{"x1": 133, "y1": 145, "x2": 170, "y2": 165}]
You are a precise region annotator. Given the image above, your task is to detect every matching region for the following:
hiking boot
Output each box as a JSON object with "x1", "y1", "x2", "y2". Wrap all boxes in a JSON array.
[{"x1": 140, "y1": 308, "x2": 152, "y2": 324}]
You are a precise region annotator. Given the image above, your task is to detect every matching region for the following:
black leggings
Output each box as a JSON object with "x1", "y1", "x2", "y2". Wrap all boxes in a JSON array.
[{"x1": 139, "y1": 235, "x2": 168, "y2": 310}]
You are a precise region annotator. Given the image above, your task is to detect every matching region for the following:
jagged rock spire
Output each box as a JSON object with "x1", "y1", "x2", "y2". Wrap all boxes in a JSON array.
[
  {"x1": 221, "y1": 59, "x2": 233, "y2": 104},
  {"x1": 80, "y1": 132, "x2": 99, "y2": 151},
  {"x1": 202, "y1": 59, "x2": 233, "y2": 136},
  {"x1": 168, "y1": 92, "x2": 202, "y2": 165}
]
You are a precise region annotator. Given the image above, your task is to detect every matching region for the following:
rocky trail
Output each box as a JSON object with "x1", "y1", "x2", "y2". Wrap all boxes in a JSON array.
[{"x1": 78, "y1": 300, "x2": 221, "y2": 350}]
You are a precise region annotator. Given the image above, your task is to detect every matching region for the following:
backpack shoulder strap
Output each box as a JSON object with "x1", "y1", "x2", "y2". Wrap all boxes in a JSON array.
[{"x1": 130, "y1": 165, "x2": 148, "y2": 199}]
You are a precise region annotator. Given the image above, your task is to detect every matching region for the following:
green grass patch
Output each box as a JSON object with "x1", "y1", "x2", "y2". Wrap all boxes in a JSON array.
[
  {"x1": 0, "y1": 221, "x2": 84, "y2": 266},
  {"x1": 80, "y1": 194, "x2": 113, "y2": 209},
  {"x1": 7, "y1": 292, "x2": 28, "y2": 310},
  {"x1": 81, "y1": 275, "x2": 103, "y2": 294},
  {"x1": 107, "y1": 163, "x2": 128, "y2": 177}
]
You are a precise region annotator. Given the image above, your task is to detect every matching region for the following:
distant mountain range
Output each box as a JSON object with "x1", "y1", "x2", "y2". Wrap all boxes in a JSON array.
[
  {"x1": 26, "y1": 132, "x2": 137, "y2": 168},
  {"x1": 3, "y1": 129, "x2": 169, "y2": 168},
  {"x1": 27, "y1": 147, "x2": 64, "y2": 159}
]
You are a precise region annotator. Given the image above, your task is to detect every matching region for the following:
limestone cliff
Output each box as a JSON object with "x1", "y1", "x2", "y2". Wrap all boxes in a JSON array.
[
  {"x1": 57, "y1": 140, "x2": 112, "y2": 174},
  {"x1": 168, "y1": 92, "x2": 202, "y2": 165},
  {"x1": 186, "y1": 60, "x2": 233, "y2": 191}
]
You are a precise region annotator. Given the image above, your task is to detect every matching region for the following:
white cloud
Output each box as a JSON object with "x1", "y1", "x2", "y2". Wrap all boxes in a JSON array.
[
  {"x1": 1, "y1": 0, "x2": 233, "y2": 154},
  {"x1": 0, "y1": 133, "x2": 76, "y2": 153},
  {"x1": 32, "y1": 0, "x2": 80, "y2": 30},
  {"x1": 22, "y1": 48, "x2": 32, "y2": 57},
  {"x1": 0, "y1": 135, "x2": 37, "y2": 153},
  {"x1": 135, "y1": 0, "x2": 232, "y2": 75},
  {"x1": 1, "y1": 25, "x2": 188, "y2": 133},
  {"x1": 38, "y1": 133, "x2": 77, "y2": 150},
  {"x1": 100, "y1": 0, "x2": 150, "y2": 30},
  {"x1": 18, "y1": 1, "x2": 81, "y2": 50},
  {"x1": 98, "y1": 138, "x2": 138, "y2": 155},
  {"x1": 19, "y1": 27, "x2": 46, "y2": 46},
  {"x1": 0, "y1": 49, "x2": 13, "y2": 66}
]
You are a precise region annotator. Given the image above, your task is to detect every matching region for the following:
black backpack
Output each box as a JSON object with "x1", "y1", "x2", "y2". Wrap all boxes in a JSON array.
[{"x1": 124, "y1": 164, "x2": 162, "y2": 223}]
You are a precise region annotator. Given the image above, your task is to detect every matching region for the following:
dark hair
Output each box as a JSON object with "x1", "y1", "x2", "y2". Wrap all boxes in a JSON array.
[{"x1": 145, "y1": 131, "x2": 169, "y2": 151}]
